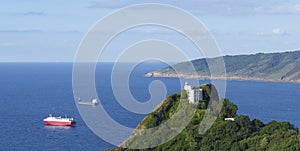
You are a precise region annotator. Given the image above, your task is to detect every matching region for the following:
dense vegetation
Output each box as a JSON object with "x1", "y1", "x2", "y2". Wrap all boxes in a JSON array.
[
  {"x1": 148, "y1": 50, "x2": 300, "y2": 82},
  {"x1": 140, "y1": 93, "x2": 181, "y2": 129},
  {"x1": 107, "y1": 84, "x2": 300, "y2": 151}
]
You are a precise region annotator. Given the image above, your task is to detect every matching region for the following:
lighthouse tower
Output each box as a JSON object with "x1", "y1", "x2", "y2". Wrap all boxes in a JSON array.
[{"x1": 184, "y1": 82, "x2": 203, "y2": 104}]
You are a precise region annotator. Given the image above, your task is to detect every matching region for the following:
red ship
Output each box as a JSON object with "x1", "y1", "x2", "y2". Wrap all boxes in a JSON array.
[{"x1": 43, "y1": 114, "x2": 76, "y2": 126}]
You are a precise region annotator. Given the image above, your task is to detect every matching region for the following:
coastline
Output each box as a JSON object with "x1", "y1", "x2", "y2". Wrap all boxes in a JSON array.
[{"x1": 145, "y1": 72, "x2": 300, "y2": 84}]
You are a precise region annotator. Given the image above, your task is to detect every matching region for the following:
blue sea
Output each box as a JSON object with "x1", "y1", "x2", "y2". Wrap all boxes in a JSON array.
[{"x1": 0, "y1": 63, "x2": 300, "y2": 151}]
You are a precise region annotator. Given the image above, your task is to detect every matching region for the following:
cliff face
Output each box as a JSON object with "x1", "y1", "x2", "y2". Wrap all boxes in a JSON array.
[
  {"x1": 107, "y1": 84, "x2": 300, "y2": 151},
  {"x1": 146, "y1": 50, "x2": 300, "y2": 83}
]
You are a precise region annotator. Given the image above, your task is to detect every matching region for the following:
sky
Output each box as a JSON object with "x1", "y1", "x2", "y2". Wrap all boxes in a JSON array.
[{"x1": 1, "y1": 0, "x2": 300, "y2": 62}]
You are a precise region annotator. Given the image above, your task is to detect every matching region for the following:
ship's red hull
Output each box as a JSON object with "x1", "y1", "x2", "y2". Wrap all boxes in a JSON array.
[{"x1": 44, "y1": 121, "x2": 76, "y2": 126}]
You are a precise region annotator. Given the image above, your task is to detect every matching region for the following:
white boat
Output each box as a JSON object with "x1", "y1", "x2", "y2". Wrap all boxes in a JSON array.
[{"x1": 78, "y1": 98, "x2": 99, "y2": 106}]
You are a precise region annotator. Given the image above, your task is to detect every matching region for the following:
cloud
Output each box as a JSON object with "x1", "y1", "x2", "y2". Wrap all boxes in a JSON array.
[
  {"x1": 272, "y1": 28, "x2": 282, "y2": 34},
  {"x1": 88, "y1": 0, "x2": 300, "y2": 15},
  {"x1": 0, "y1": 42, "x2": 15, "y2": 46},
  {"x1": 131, "y1": 26, "x2": 174, "y2": 34},
  {"x1": 88, "y1": 1, "x2": 131, "y2": 8},
  {"x1": 55, "y1": 30, "x2": 82, "y2": 34},
  {"x1": 0, "y1": 29, "x2": 81, "y2": 35},
  {"x1": 294, "y1": 4, "x2": 300, "y2": 11},
  {"x1": 22, "y1": 11, "x2": 45, "y2": 16},
  {"x1": 0, "y1": 29, "x2": 43, "y2": 33},
  {"x1": 256, "y1": 28, "x2": 289, "y2": 37},
  {"x1": 272, "y1": 28, "x2": 288, "y2": 35},
  {"x1": 256, "y1": 32, "x2": 266, "y2": 36},
  {"x1": 254, "y1": 3, "x2": 300, "y2": 14}
]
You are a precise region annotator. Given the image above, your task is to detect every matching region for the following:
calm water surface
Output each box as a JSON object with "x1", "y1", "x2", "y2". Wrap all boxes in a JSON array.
[{"x1": 0, "y1": 63, "x2": 299, "y2": 150}]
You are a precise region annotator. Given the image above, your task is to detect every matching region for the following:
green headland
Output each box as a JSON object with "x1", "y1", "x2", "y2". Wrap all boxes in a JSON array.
[{"x1": 107, "y1": 84, "x2": 300, "y2": 151}]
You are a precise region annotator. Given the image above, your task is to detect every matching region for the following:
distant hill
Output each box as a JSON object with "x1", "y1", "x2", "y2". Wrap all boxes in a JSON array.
[
  {"x1": 107, "y1": 84, "x2": 300, "y2": 151},
  {"x1": 146, "y1": 50, "x2": 300, "y2": 82}
]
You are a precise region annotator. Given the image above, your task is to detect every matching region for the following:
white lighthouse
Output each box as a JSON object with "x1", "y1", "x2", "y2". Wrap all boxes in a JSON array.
[{"x1": 184, "y1": 82, "x2": 203, "y2": 104}]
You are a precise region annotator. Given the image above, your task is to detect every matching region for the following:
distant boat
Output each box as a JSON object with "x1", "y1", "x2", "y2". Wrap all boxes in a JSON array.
[
  {"x1": 78, "y1": 98, "x2": 99, "y2": 106},
  {"x1": 44, "y1": 114, "x2": 76, "y2": 126}
]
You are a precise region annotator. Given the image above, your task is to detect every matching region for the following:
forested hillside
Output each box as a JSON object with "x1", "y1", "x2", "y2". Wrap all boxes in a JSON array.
[{"x1": 147, "y1": 50, "x2": 300, "y2": 82}]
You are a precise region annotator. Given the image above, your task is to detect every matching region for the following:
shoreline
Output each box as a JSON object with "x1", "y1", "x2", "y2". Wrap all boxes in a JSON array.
[{"x1": 145, "y1": 73, "x2": 300, "y2": 84}]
